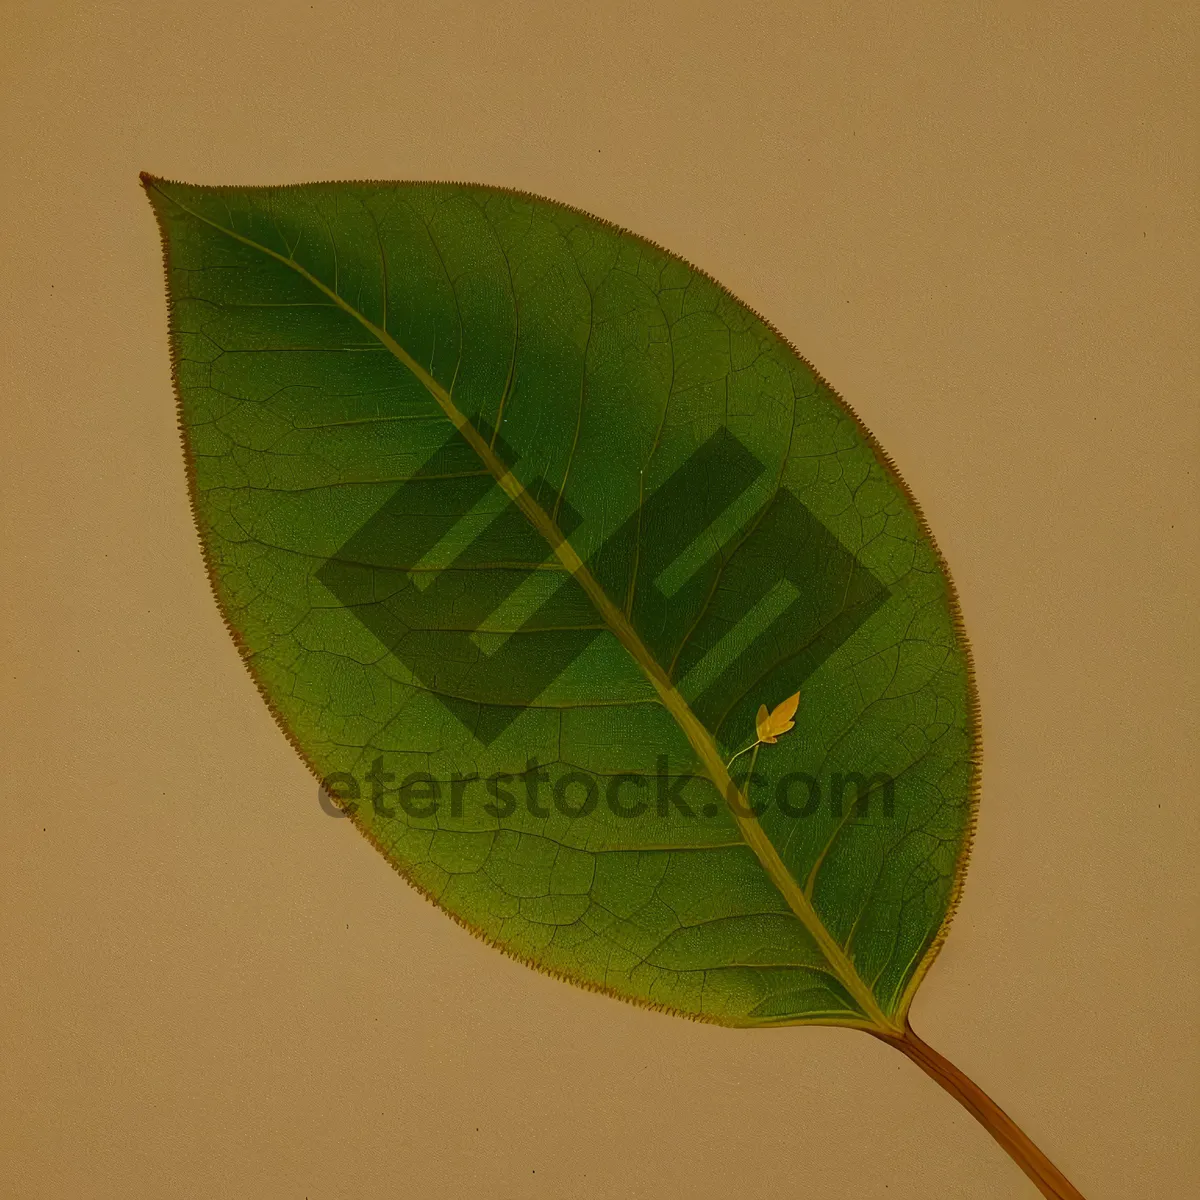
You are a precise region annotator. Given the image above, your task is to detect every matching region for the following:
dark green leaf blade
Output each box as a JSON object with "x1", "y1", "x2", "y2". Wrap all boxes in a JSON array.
[{"x1": 145, "y1": 176, "x2": 977, "y2": 1030}]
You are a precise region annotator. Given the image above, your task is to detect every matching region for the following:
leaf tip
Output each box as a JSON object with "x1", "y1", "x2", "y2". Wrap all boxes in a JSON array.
[{"x1": 755, "y1": 703, "x2": 771, "y2": 743}]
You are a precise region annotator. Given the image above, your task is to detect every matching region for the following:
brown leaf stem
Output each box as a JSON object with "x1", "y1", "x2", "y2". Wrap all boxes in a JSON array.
[{"x1": 873, "y1": 1022, "x2": 1087, "y2": 1199}]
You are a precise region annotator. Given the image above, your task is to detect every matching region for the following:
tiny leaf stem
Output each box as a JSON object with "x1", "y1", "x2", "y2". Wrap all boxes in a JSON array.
[
  {"x1": 725, "y1": 739, "x2": 760, "y2": 771},
  {"x1": 873, "y1": 1022, "x2": 1087, "y2": 1200}
]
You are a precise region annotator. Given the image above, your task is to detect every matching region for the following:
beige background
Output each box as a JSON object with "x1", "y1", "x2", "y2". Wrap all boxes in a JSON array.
[{"x1": 2, "y1": 3, "x2": 1197, "y2": 1197}]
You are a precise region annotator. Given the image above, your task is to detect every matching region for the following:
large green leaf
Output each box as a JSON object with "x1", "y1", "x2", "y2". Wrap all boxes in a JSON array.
[{"x1": 144, "y1": 176, "x2": 977, "y2": 1033}]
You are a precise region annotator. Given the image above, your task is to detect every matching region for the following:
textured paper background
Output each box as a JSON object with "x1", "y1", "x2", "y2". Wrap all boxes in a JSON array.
[{"x1": 2, "y1": 4, "x2": 1197, "y2": 1197}]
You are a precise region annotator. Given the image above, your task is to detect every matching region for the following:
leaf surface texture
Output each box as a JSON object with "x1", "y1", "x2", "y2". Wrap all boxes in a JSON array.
[{"x1": 146, "y1": 178, "x2": 977, "y2": 1029}]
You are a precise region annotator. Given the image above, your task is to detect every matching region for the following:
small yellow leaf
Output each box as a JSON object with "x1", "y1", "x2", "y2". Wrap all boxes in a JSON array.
[{"x1": 755, "y1": 690, "x2": 801, "y2": 744}]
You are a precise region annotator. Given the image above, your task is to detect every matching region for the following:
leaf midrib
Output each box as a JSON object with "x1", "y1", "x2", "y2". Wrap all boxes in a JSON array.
[{"x1": 152, "y1": 180, "x2": 898, "y2": 1033}]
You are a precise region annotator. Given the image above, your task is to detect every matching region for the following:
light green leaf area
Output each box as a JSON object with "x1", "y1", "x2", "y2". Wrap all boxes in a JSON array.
[{"x1": 145, "y1": 177, "x2": 977, "y2": 1031}]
